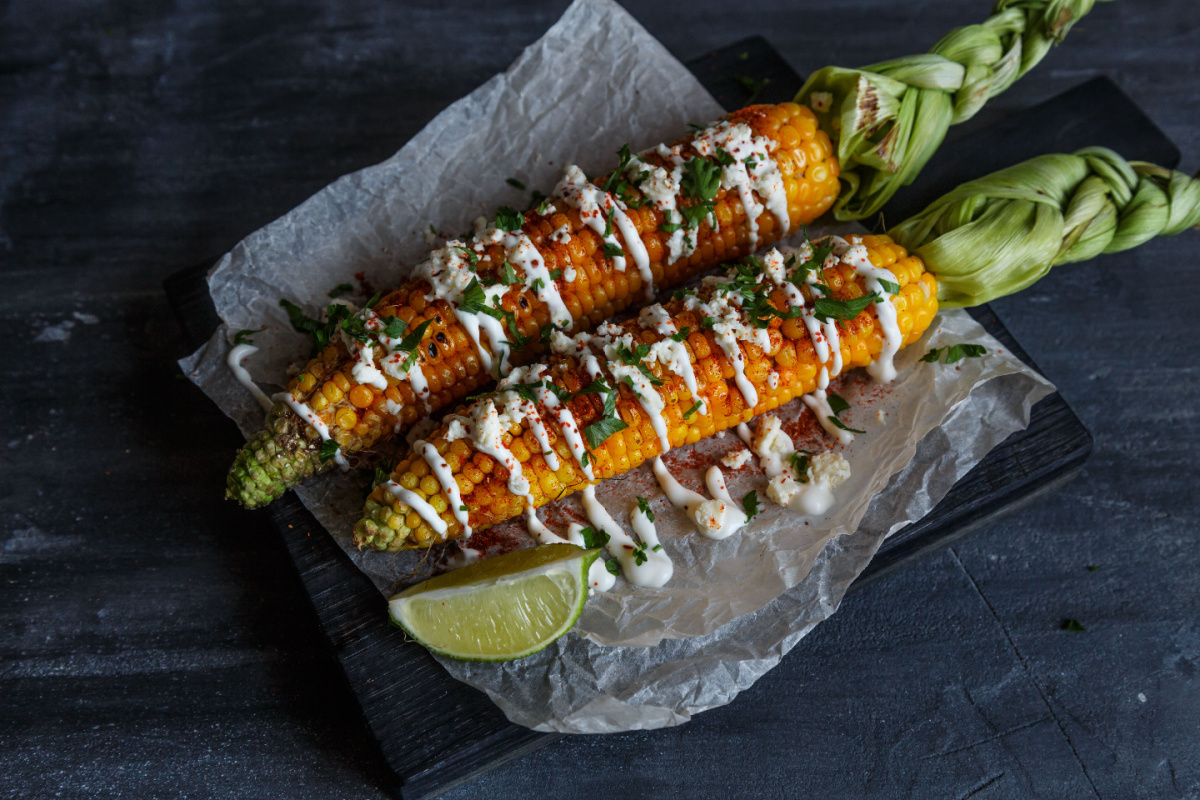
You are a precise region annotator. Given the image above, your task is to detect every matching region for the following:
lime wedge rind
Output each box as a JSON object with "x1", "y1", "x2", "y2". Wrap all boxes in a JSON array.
[{"x1": 388, "y1": 544, "x2": 599, "y2": 663}]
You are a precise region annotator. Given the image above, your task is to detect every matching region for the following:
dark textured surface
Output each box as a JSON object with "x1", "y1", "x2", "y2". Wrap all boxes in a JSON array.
[{"x1": 2, "y1": 1, "x2": 1199, "y2": 799}]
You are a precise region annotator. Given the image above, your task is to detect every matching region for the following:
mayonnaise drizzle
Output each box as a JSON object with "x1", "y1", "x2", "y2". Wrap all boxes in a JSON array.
[
  {"x1": 273, "y1": 391, "x2": 349, "y2": 470},
  {"x1": 554, "y1": 164, "x2": 654, "y2": 299},
  {"x1": 580, "y1": 486, "x2": 672, "y2": 587},
  {"x1": 690, "y1": 120, "x2": 791, "y2": 249},
  {"x1": 417, "y1": 439, "x2": 471, "y2": 537},
  {"x1": 651, "y1": 457, "x2": 748, "y2": 541},
  {"x1": 384, "y1": 481, "x2": 447, "y2": 536},
  {"x1": 835, "y1": 238, "x2": 903, "y2": 383},
  {"x1": 226, "y1": 343, "x2": 273, "y2": 411}
]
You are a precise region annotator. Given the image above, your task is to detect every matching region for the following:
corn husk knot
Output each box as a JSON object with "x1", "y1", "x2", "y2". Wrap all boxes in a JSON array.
[
  {"x1": 887, "y1": 147, "x2": 1200, "y2": 307},
  {"x1": 796, "y1": 0, "x2": 1109, "y2": 221}
]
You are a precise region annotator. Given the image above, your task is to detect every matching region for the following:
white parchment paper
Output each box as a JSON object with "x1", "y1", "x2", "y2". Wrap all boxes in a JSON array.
[{"x1": 180, "y1": 0, "x2": 1054, "y2": 733}]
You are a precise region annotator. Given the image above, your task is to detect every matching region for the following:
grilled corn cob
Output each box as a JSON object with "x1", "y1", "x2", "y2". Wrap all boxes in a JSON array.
[
  {"x1": 228, "y1": 103, "x2": 840, "y2": 508},
  {"x1": 354, "y1": 234, "x2": 937, "y2": 550}
]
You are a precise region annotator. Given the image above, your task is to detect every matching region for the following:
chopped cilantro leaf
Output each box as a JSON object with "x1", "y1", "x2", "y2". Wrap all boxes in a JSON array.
[
  {"x1": 827, "y1": 392, "x2": 850, "y2": 416},
  {"x1": 878, "y1": 278, "x2": 901, "y2": 295},
  {"x1": 372, "y1": 460, "x2": 392, "y2": 488},
  {"x1": 232, "y1": 327, "x2": 265, "y2": 346},
  {"x1": 828, "y1": 416, "x2": 865, "y2": 435},
  {"x1": 681, "y1": 157, "x2": 721, "y2": 202},
  {"x1": 790, "y1": 451, "x2": 809, "y2": 481},
  {"x1": 812, "y1": 293, "x2": 879, "y2": 322},
  {"x1": 365, "y1": 291, "x2": 383, "y2": 309},
  {"x1": 701, "y1": 316, "x2": 716, "y2": 330},
  {"x1": 922, "y1": 343, "x2": 987, "y2": 364},
  {"x1": 741, "y1": 490, "x2": 760, "y2": 520},
  {"x1": 682, "y1": 400, "x2": 704, "y2": 420},
  {"x1": 495, "y1": 206, "x2": 523, "y2": 231},
  {"x1": 714, "y1": 147, "x2": 735, "y2": 166},
  {"x1": 548, "y1": 268, "x2": 562, "y2": 281},
  {"x1": 584, "y1": 415, "x2": 629, "y2": 449},
  {"x1": 506, "y1": 177, "x2": 526, "y2": 191},
  {"x1": 631, "y1": 542, "x2": 648, "y2": 566},
  {"x1": 546, "y1": 382, "x2": 573, "y2": 404},
  {"x1": 317, "y1": 439, "x2": 341, "y2": 461},
  {"x1": 1061, "y1": 619, "x2": 1086, "y2": 632},
  {"x1": 579, "y1": 525, "x2": 609, "y2": 549},
  {"x1": 397, "y1": 318, "x2": 433, "y2": 354},
  {"x1": 670, "y1": 326, "x2": 691, "y2": 342},
  {"x1": 378, "y1": 316, "x2": 406, "y2": 339},
  {"x1": 457, "y1": 279, "x2": 488, "y2": 314},
  {"x1": 603, "y1": 242, "x2": 625, "y2": 259},
  {"x1": 602, "y1": 144, "x2": 634, "y2": 192},
  {"x1": 605, "y1": 559, "x2": 621, "y2": 576},
  {"x1": 636, "y1": 496, "x2": 655, "y2": 522},
  {"x1": 454, "y1": 246, "x2": 479, "y2": 270},
  {"x1": 327, "y1": 283, "x2": 353, "y2": 298}
]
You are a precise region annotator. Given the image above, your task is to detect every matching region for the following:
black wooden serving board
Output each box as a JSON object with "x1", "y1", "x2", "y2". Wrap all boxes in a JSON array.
[{"x1": 164, "y1": 36, "x2": 1179, "y2": 800}]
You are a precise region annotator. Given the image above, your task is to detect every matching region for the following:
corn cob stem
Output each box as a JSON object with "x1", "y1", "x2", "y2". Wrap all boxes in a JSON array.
[
  {"x1": 889, "y1": 147, "x2": 1200, "y2": 307},
  {"x1": 355, "y1": 234, "x2": 938, "y2": 550},
  {"x1": 227, "y1": 103, "x2": 840, "y2": 508},
  {"x1": 796, "y1": 0, "x2": 1108, "y2": 221}
]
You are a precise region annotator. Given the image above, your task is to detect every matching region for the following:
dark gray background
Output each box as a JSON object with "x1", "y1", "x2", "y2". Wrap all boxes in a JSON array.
[{"x1": 2, "y1": 1, "x2": 1197, "y2": 798}]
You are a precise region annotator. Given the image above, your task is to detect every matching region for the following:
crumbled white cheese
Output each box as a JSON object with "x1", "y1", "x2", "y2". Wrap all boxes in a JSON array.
[
  {"x1": 550, "y1": 223, "x2": 571, "y2": 244},
  {"x1": 809, "y1": 452, "x2": 851, "y2": 489},
  {"x1": 766, "y1": 473, "x2": 801, "y2": 507},
  {"x1": 721, "y1": 449, "x2": 752, "y2": 470},
  {"x1": 444, "y1": 418, "x2": 469, "y2": 443},
  {"x1": 692, "y1": 499, "x2": 728, "y2": 536},
  {"x1": 752, "y1": 414, "x2": 794, "y2": 478}
]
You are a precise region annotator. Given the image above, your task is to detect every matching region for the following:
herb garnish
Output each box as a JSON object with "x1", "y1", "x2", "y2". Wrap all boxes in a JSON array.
[
  {"x1": 495, "y1": 206, "x2": 523, "y2": 232},
  {"x1": 579, "y1": 525, "x2": 609, "y2": 549},
  {"x1": 921, "y1": 343, "x2": 987, "y2": 364},
  {"x1": 506, "y1": 177, "x2": 526, "y2": 191},
  {"x1": 317, "y1": 439, "x2": 341, "y2": 462},
  {"x1": 327, "y1": 283, "x2": 353, "y2": 298},
  {"x1": 682, "y1": 400, "x2": 704, "y2": 420},
  {"x1": 741, "y1": 490, "x2": 760, "y2": 520},
  {"x1": 232, "y1": 327, "x2": 266, "y2": 345},
  {"x1": 605, "y1": 559, "x2": 621, "y2": 576},
  {"x1": 636, "y1": 496, "x2": 655, "y2": 522},
  {"x1": 812, "y1": 293, "x2": 879, "y2": 323}
]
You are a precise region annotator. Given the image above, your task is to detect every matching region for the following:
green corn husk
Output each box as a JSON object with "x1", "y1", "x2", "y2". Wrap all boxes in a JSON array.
[
  {"x1": 797, "y1": 0, "x2": 1109, "y2": 221},
  {"x1": 888, "y1": 147, "x2": 1200, "y2": 307}
]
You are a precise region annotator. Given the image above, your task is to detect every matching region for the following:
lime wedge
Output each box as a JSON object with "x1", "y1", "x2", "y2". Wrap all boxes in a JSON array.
[{"x1": 388, "y1": 543, "x2": 600, "y2": 662}]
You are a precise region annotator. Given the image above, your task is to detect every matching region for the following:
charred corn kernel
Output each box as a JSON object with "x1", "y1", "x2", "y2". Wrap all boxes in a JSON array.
[
  {"x1": 354, "y1": 235, "x2": 937, "y2": 550},
  {"x1": 349, "y1": 384, "x2": 374, "y2": 408},
  {"x1": 229, "y1": 103, "x2": 842, "y2": 509},
  {"x1": 322, "y1": 381, "x2": 344, "y2": 404}
]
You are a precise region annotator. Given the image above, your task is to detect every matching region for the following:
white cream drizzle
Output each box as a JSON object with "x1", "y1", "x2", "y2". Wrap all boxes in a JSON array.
[
  {"x1": 580, "y1": 486, "x2": 672, "y2": 587},
  {"x1": 690, "y1": 120, "x2": 791, "y2": 249},
  {"x1": 384, "y1": 481, "x2": 447, "y2": 536},
  {"x1": 834, "y1": 238, "x2": 903, "y2": 383},
  {"x1": 273, "y1": 391, "x2": 349, "y2": 470},
  {"x1": 417, "y1": 439, "x2": 471, "y2": 537},
  {"x1": 226, "y1": 343, "x2": 273, "y2": 411},
  {"x1": 651, "y1": 457, "x2": 748, "y2": 541},
  {"x1": 554, "y1": 164, "x2": 654, "y2": 298}
]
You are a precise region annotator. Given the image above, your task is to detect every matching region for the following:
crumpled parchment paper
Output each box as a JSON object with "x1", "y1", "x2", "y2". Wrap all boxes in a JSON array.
[{"x1": 180, "y1": 0, "x2": 1054, "y2": 733}]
